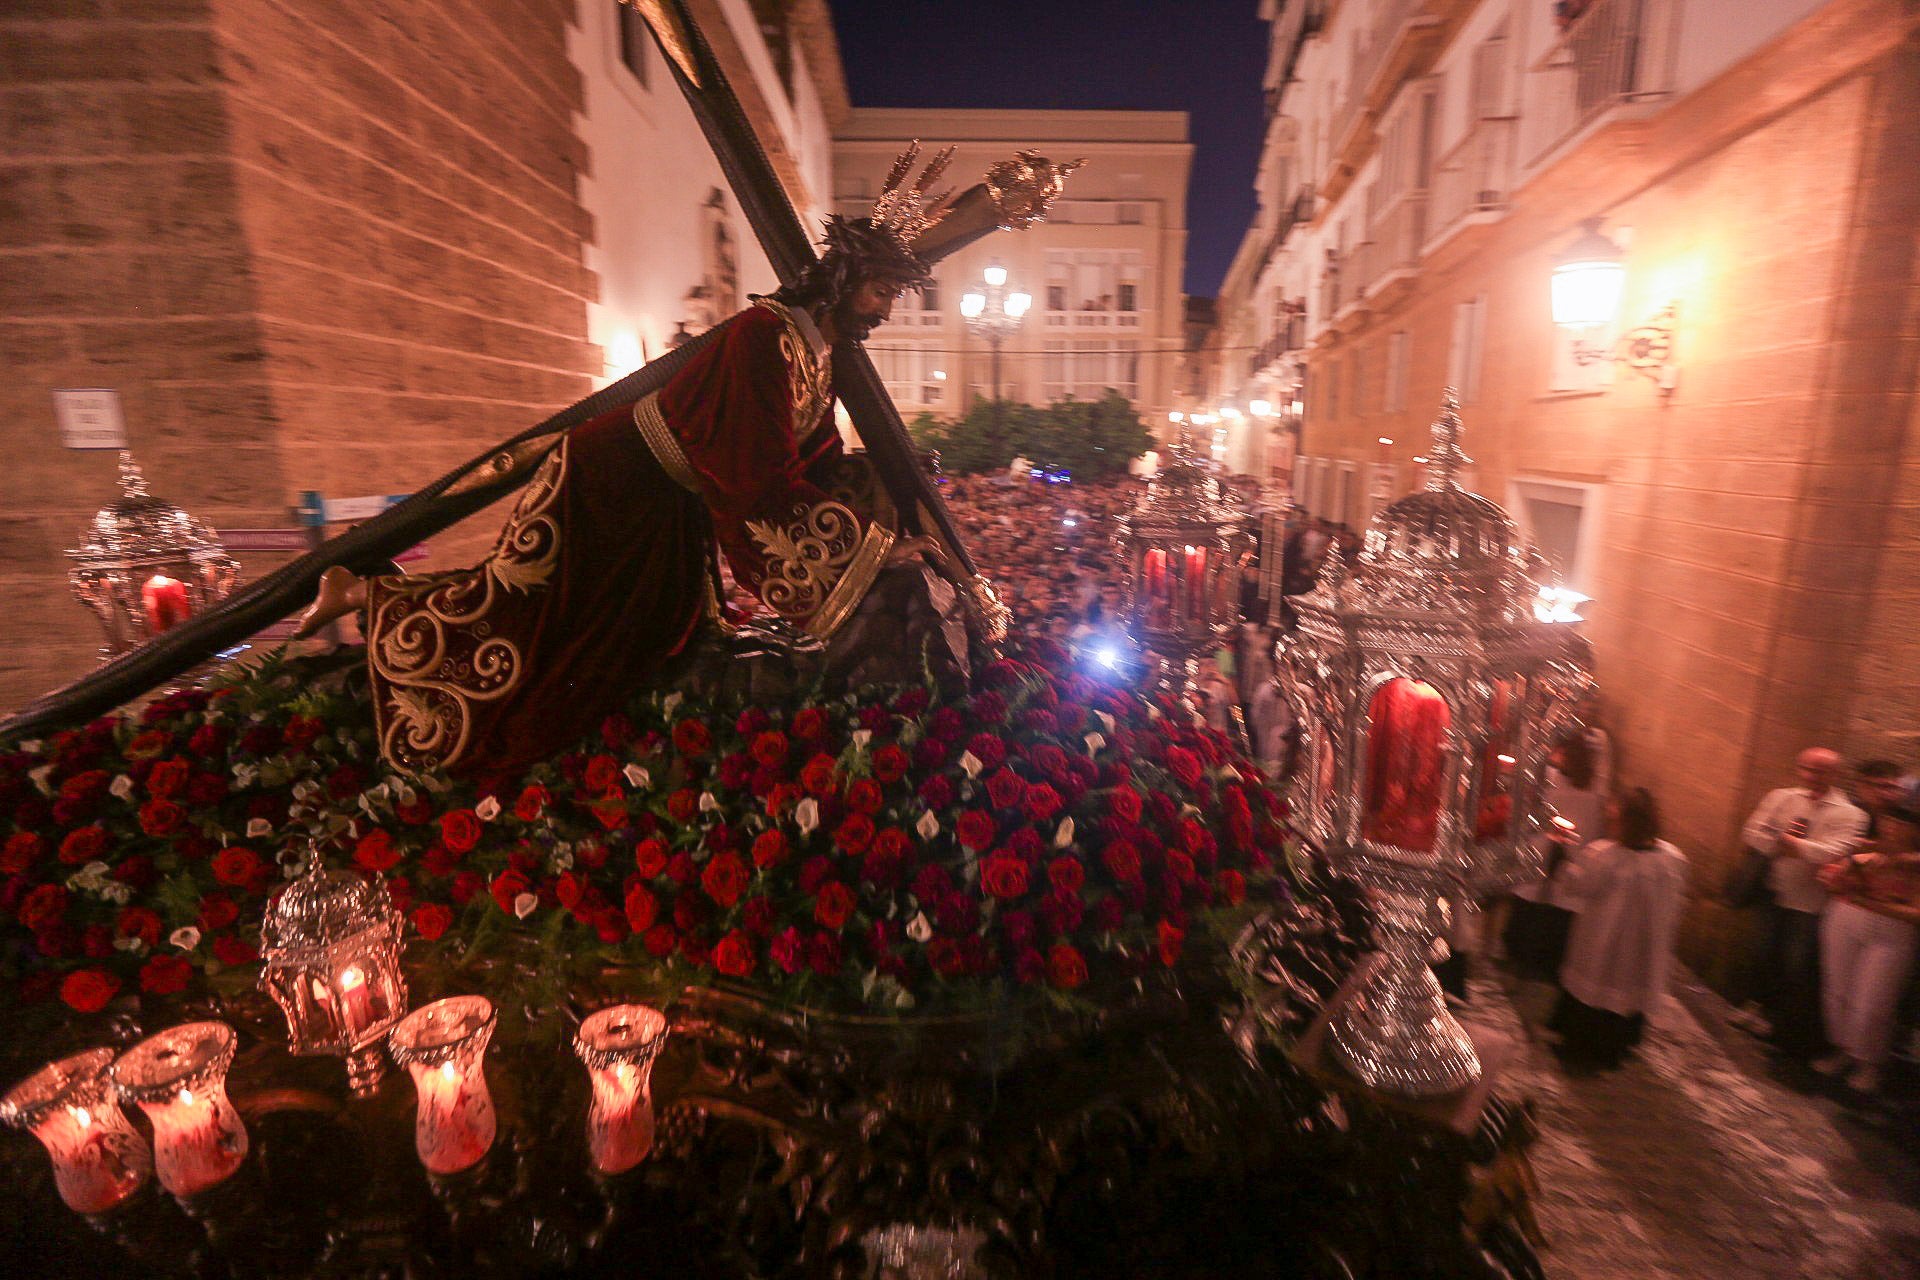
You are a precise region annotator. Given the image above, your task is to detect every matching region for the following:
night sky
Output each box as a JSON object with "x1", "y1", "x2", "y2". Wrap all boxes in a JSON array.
[{"x1": 828, "y1": 0, "x2": 1270, "y2": 300}]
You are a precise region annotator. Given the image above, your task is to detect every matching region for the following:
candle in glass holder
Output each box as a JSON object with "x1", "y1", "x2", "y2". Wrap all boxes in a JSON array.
[
  {"x1": 1, "y1": 1048, "x2": 151, "y2": 1214},
  {"x1": 109, "y1": 1022, "x2": 247, "y2": 1199},
  {"x1": 572, "y1": 1004, "x2": 668, "y2": 1175},
  {"x1": 388, "y1": 996, "x2": 496, "y2": 1176},
  {"x1": 140, "y1": 573, "x2": 191, "y2": 634}
]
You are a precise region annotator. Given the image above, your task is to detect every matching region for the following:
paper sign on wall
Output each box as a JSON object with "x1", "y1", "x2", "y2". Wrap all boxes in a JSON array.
[{"x1": 53, "y1": 389, "x2": 129, "y2": 449}]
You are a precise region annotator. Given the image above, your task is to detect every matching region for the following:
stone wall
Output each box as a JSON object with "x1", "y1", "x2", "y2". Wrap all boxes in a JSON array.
[{"x1": 0, "y1": 0, "x2": 600, "y2": 711}]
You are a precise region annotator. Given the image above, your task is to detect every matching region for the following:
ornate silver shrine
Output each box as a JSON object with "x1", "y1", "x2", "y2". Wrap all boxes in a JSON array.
[
  {"x1": 1276, "y1": 393, "x2": 1592, "y2": 1095},
  {"x1": 1114, "y1": 436, "x2": 1252, "y2": 692},
  {"x1": 66, "y1": 452, "x2": 238, "y2": 661}
]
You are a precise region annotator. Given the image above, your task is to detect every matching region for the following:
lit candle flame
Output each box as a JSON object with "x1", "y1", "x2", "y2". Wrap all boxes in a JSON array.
[
  {"x1": 176, "y1": 1088, "x2": 193, "y2": 1107},
  {"x1": 69, "y1": 1107, "x2": 91, "y2": 1129},
  {"x1": 338, "y1": 965, "x2": 365, "y2": 990}
]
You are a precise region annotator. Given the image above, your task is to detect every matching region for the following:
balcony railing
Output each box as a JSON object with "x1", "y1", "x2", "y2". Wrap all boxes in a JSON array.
[
  {"x1": 1327, "y1": 0, "x2": 1429, "y2": 161},
  {"x1": 1528, "y1": 0, "x2": 1680, "y2": 163},
  {"x1": 1427, "y1": 117, "x2": 1516, "y2": 244},
  {"x1": 1355, "y1": 191, "x2": 1427, "y2": 295}
]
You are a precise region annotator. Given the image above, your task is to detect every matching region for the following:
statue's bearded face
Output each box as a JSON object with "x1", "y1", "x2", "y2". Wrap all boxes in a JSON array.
[{"x1": 831, "y1": 277, "x2": 909, "y2": 344}]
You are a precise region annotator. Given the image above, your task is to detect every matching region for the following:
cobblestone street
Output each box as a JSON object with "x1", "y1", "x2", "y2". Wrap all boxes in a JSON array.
[{"x1": 1460, "y1": 965, "x2": 1920, "y2": 1279}]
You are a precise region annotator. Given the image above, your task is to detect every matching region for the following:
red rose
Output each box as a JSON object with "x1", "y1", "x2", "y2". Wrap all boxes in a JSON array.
[
  {"x1": 1165, "y1": 746, "x2": 1204, "y2": 789},
  {"x1": 624, "y1": 884, "x2": 658, "y2": 932},
  {"x1": 955, "y1": 810, "x2": 996, "y2": 852},
  {"x1": 673, "y1": 719, "x2": 713, "y2": 757},
  {"x1": 139, "y1": 954, "x2": 194, "y2": 995},
  {"x1": 799, "y1": 753, "x2": 838, "y2": 797},
  {"x1": 1, "y1": 832, "x2": 44, "y2": 873},
  {"x1": 58, "y1": 769, "x2": 110, "y2": 802},
  {"x1": 1046, "y1": 942, "x2": 1089, "y2": 990},
  {"x1": 986, "y1": 768, "x2": 1025, "y2": 810},
  {"x1": 919, "y1": 773, "x2": 955, "y2": 810},
  {"x1": 1217, "y1": 869, "x2": 1247, "y2": 906},
  {"x1": 1157, "y1": 919, "x2": 1186, "y2": 966},
  {"x1": 513, "y1": 785, "x2": 551, "y2": 821},
  {"x1": 1014, "y1": 947, "x2": 1046, "y2": 984},
  {"x1": 450, "y1": 872, "x2": 482, "y2": 905},
  {"x1": 630, "y1": 838, "x2": 666, "y2": 878},
  {"x1": 353, "y1": 830, "x2": 400, "y2": 873},
  {"x1": 1180, "y1": 818, "x2": 1209, "y2": 855},
  {"x1": 211, "y1": 934, "x2": 258, "y2": 965},
  {"x1": 846, "y1": 778, "x2": 883, "y2": 816},
  {"x1": 490, "y1": 869, "x2": 530, "y2": 915},
  {"x1": 282, "y1": 715, "x2": 324, "y2": 751},
  {"x1": 665, "y1": 852, "x2": 697, "y2": 885},
  {"x1": 813, "y1": 881, "x2": 856, "y2": 930},
  {"x1": 751, "y1": 829, "x2": 789, "y2": 870},
  {"x1": 966, "y1": 733, "x2": 1008, "y2": 771},
  {"x1": 411, "y1": 903, "x2": 454, "y2": 940},
  {"x1": 146, "y1": 758, "x2": 190, "y2": 799},
  {"x1": 115, "y1": 906, "x2": 163, "y2": 948},
  {"x1": 701, "y1": 851, "x2": 750, "y2": 907},
  {"x1": 928, "y1": 937, "x2": 967, "y2": 977},
  {"x1": 1109, "y1": 786, "x2": 1145, "y2": 824},
  {"x1": 1022, "y1": 783, "x2": 1064, "y2": 823},
  {"x1": 1047, "y1": 856, "x2": 1086, "y2": 894},
  {"x1": 872, "y1": 826, "x2": 911, "y2": 861},
  {"x1": 197, "y1": 893, "x2": 239, "y2": 932},
  {"x1": 750, "y1": 730, "x2": 789, "y2": 767},
  {"x1": 1101, "y1": 839, "x2": 1142, "y2": 883},
  {"x1": 791, "y1": 708, "x2": 829, "y2": 742},
  {"x1": 211, "y1": 846, "x2": 263, "y2": 888},
  {"x1": 771, "y1": 926, "x2": 806, "y2": 974},
  {"x1": 1166, "y1": 850, "x2": 1197, "y2": 883},
  {"x1": 664, "y1": 789, "x2": 697, "y2": 823},
  {"x1": 981, "y1": 853, "x2": 1030, "y2": 900},
  {"x1": 583, "y1": 754, "x2": 621, "y2": 793},
  {"x1": 125, "y1": 732, "x2": 170, "y2": 760},
  {"x1": 806, "y1": 930, "x2": 843, "y2": 977},
  {"x1": 58, "y1": 825, "x2": 109, "y2": 865},
  {"x1": 554, "y1": 872, "x2": 585, "y2": 912},
  {"x1": 765, "y1": 782, "x2": 803, "y2": 817},
  {"x1": 832, "y1": 813, "x2": 876, "y2": 855},
  {"x1": 872, "y1": 744, "x2": 910, "y2": 783},
  {"x1": 60, "y1": 968, "x2": 120, "y2": 1012},
  {"x1": 592, "y1": 798, "x2": 629, "y2": 830},
  {"x1": 187, "y1": 724, "x2": 228, "y2": 757},
  {"x1": 137, "y1": 799, "x2": 186, "y2": 838},
  {"x1": 642, "y1": 922, "x2": 677, "y2": 957},
  {"x1": 440, "y1": 809, "x2": 483, "y2": 854},
  {"x1": 713, "y1": 929, "x2": 756, "y2": 977}
]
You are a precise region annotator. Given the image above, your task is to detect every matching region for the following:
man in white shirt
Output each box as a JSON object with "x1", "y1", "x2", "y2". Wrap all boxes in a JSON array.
[{"x1": 1731, "y1": 747, "x2": 1868, "y2": 1055}]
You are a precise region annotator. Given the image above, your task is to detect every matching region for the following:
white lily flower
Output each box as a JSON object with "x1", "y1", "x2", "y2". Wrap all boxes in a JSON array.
[
  {"x1": 795, "y1": 797, "x2": 820, "y2": 835},
  {"x1": 915, "y1": 810, "x2": 940, "y2": 841},
  {"x1": 1097, "y1": 711, "x2": 1116, "y2": 734},
  {"x1": 29, "y1": 764, "x2": 54, "y2": 796},
  {"x1": 1084, "y1": 732, "x2": 1106, "y2": 756},
  {"x1": 698, "y1": 791, "x2": 719, "y2": 813},
  {"x1": 624, "y1": 764, "x2": 651, "y2": 789},
  {"x1": 1054, "y1": 817, "x2": 1075, "y2": 848},
  {"x1": 959, "y1": 751, "x2": 984, "y2": 778},
  {"x1": 513, "y1": 893, "x2": 539, "y2": 920},
  {"x1": 906, "y1": 911, "x2": 933, "y2": 943},
  {"x1": 170, "y1": 927, "x2": 202, "y2": 952},
  {"x1": 852, "y1": 729, "x2": 872, "y2": 750},
  {"x1": 109, "y1": 774, "x2": 134, "y2": 800},
  {"x1": 475, "y1": 796, "x2": 501, "y2": 822}
]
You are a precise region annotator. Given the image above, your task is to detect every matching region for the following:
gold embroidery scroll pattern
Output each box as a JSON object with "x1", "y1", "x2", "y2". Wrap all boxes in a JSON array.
[
  {"x1": 367, "y1": 439, "x2": 568, "y2": 773},
  {"x1": 755, "y1": 299, "x2": 832, "y2": 432},
  {"x1": 745, "y1": 499, "x2": 863, "y2": 623}
]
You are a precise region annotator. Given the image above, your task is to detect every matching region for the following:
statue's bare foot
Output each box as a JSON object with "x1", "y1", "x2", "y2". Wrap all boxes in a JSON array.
[{"x1": 293, "y1": 566, "x2": 365, "y2": 639}]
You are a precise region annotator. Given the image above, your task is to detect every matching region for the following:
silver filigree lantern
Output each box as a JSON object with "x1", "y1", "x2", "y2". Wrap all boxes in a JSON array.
[
  {"x1": 260, "y1": 864, "x2": 409, "y2": 1096},
  {"x1": 1277, "y1": 393, "x2": 1591, "y2": 1095},
  {"x1": 66, "y1": 452, "x2": 238, "y2": 661},
  {"x1": 1115, "y1": 436, "x2": 1251, "y2": 692}
]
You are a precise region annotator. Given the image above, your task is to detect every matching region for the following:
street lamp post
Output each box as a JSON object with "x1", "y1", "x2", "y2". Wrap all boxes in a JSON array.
[{"x1": 961, "y1": 264, "x2": 1031, "y2": 435}]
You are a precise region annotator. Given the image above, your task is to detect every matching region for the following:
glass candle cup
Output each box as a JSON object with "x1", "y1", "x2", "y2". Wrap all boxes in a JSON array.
[
  {"x1": 388, "y1": 996, "x2": 496, "y2": 1176},
  {"x1": 1, "y1": 1048, "x2": 151, "y2": 1214},
  {"x1": 109, "y1": 1022, "x2": 247, "y2": 1199},
  {"x1": 572, "y1": 1004, "x2": 668, "y2": 1176}
]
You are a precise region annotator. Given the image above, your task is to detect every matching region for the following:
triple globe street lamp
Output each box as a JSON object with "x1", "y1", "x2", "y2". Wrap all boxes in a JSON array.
[{"x1": 960, "y1": 264, "x2": 1031, "y2": 424}]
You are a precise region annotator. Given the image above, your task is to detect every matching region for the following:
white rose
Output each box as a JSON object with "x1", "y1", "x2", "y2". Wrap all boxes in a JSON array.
[
  {"x1": 109, "y1": 774, "x2": 134, "y2": 800},
  {"x1": 698, "y1": 791, "x2": 719, "y2": 813},
  {"x1": 906, "y1": 911, "x2": 934, "y2": 943},
  {"x1": 795, "y1": 797, "x2": 820, "y2": 835},
  {"x1": 623, "y1": 764, "x2": 651, "y2": 789}
]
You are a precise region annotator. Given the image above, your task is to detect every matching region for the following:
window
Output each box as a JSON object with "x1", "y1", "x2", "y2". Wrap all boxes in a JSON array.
[
  {"x1": 1385, "y1": 331, "x2": 1411, "y2": 412},
  {"x1": 1351, "y1": 346, "x2": 1367, "y2": 417},
  {"x1": 1328, "y1": 357, "x2": 1342, "y2": 420},
  {"x1": 919, "y1": 281, "x2": 939, "y2": 312},
  {"x1": 1047, "y1": 284, "x2": 1068, "y2": 312},
  {"x1": 617, "y1": 1, "x2": 650, "y2": 88},
  {"x1": 1448, "y1": 295, "x2": 1487, "y2": 403},
  {"x1": 1118, "y1": 202, "x2": 1144, "y2": 225},
  {"x1": 1118, "y1": 283, "x2": 1137, "y2": 312}
]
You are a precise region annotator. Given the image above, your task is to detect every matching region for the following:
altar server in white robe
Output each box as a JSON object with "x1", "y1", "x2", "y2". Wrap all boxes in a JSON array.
[{"x1": 1551, "y1": 788, "x2": 1689, "y2": 1068}]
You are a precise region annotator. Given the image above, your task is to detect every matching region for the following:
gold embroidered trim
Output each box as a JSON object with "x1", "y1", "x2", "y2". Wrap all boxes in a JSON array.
[
  {"x1": 809, "y1": 519, "x2": 895, "y2": 640},
  {"x1": 746, "y1": 498, "x2": 862, "y2": 623},
  {"x1": 367, "y1": 438, "x2": 570, "y2": 775},
  {"x1": 633, "y1": 392, "x2": 701, "y2": 493},
  {"x1": 753, "y1": 298, "x2": 832, "y2": 433}
]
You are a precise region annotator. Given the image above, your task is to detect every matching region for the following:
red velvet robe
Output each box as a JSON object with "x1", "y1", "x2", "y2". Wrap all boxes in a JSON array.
[{"x1": 365, "y1": 301, "x2": 895, "y2": 775}]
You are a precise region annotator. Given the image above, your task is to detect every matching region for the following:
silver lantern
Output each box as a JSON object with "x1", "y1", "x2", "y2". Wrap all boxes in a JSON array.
[
  {"x1": 1276, "y1": 393, "x2": 1592, "y2": 1095},
  {"x1": 1115, "y1": 437, "x2": 1251, "y2": 693},
  {"x1": 260, "y1": 865, "x2": 410, "y2": 1096},
  {"x1": 66, "y1": 452, "x2": 238, "y2": 661}
]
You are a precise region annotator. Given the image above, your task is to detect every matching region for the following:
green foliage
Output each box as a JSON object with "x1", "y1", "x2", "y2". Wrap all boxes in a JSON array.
[{"x1": 908, "y1": 391, "x2": 1153, "y2": 480}]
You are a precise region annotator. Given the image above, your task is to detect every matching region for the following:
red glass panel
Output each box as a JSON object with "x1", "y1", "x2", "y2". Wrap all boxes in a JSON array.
[{"x1": 1361, "y1": 678, "x2": 1451, "y2": 852}]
